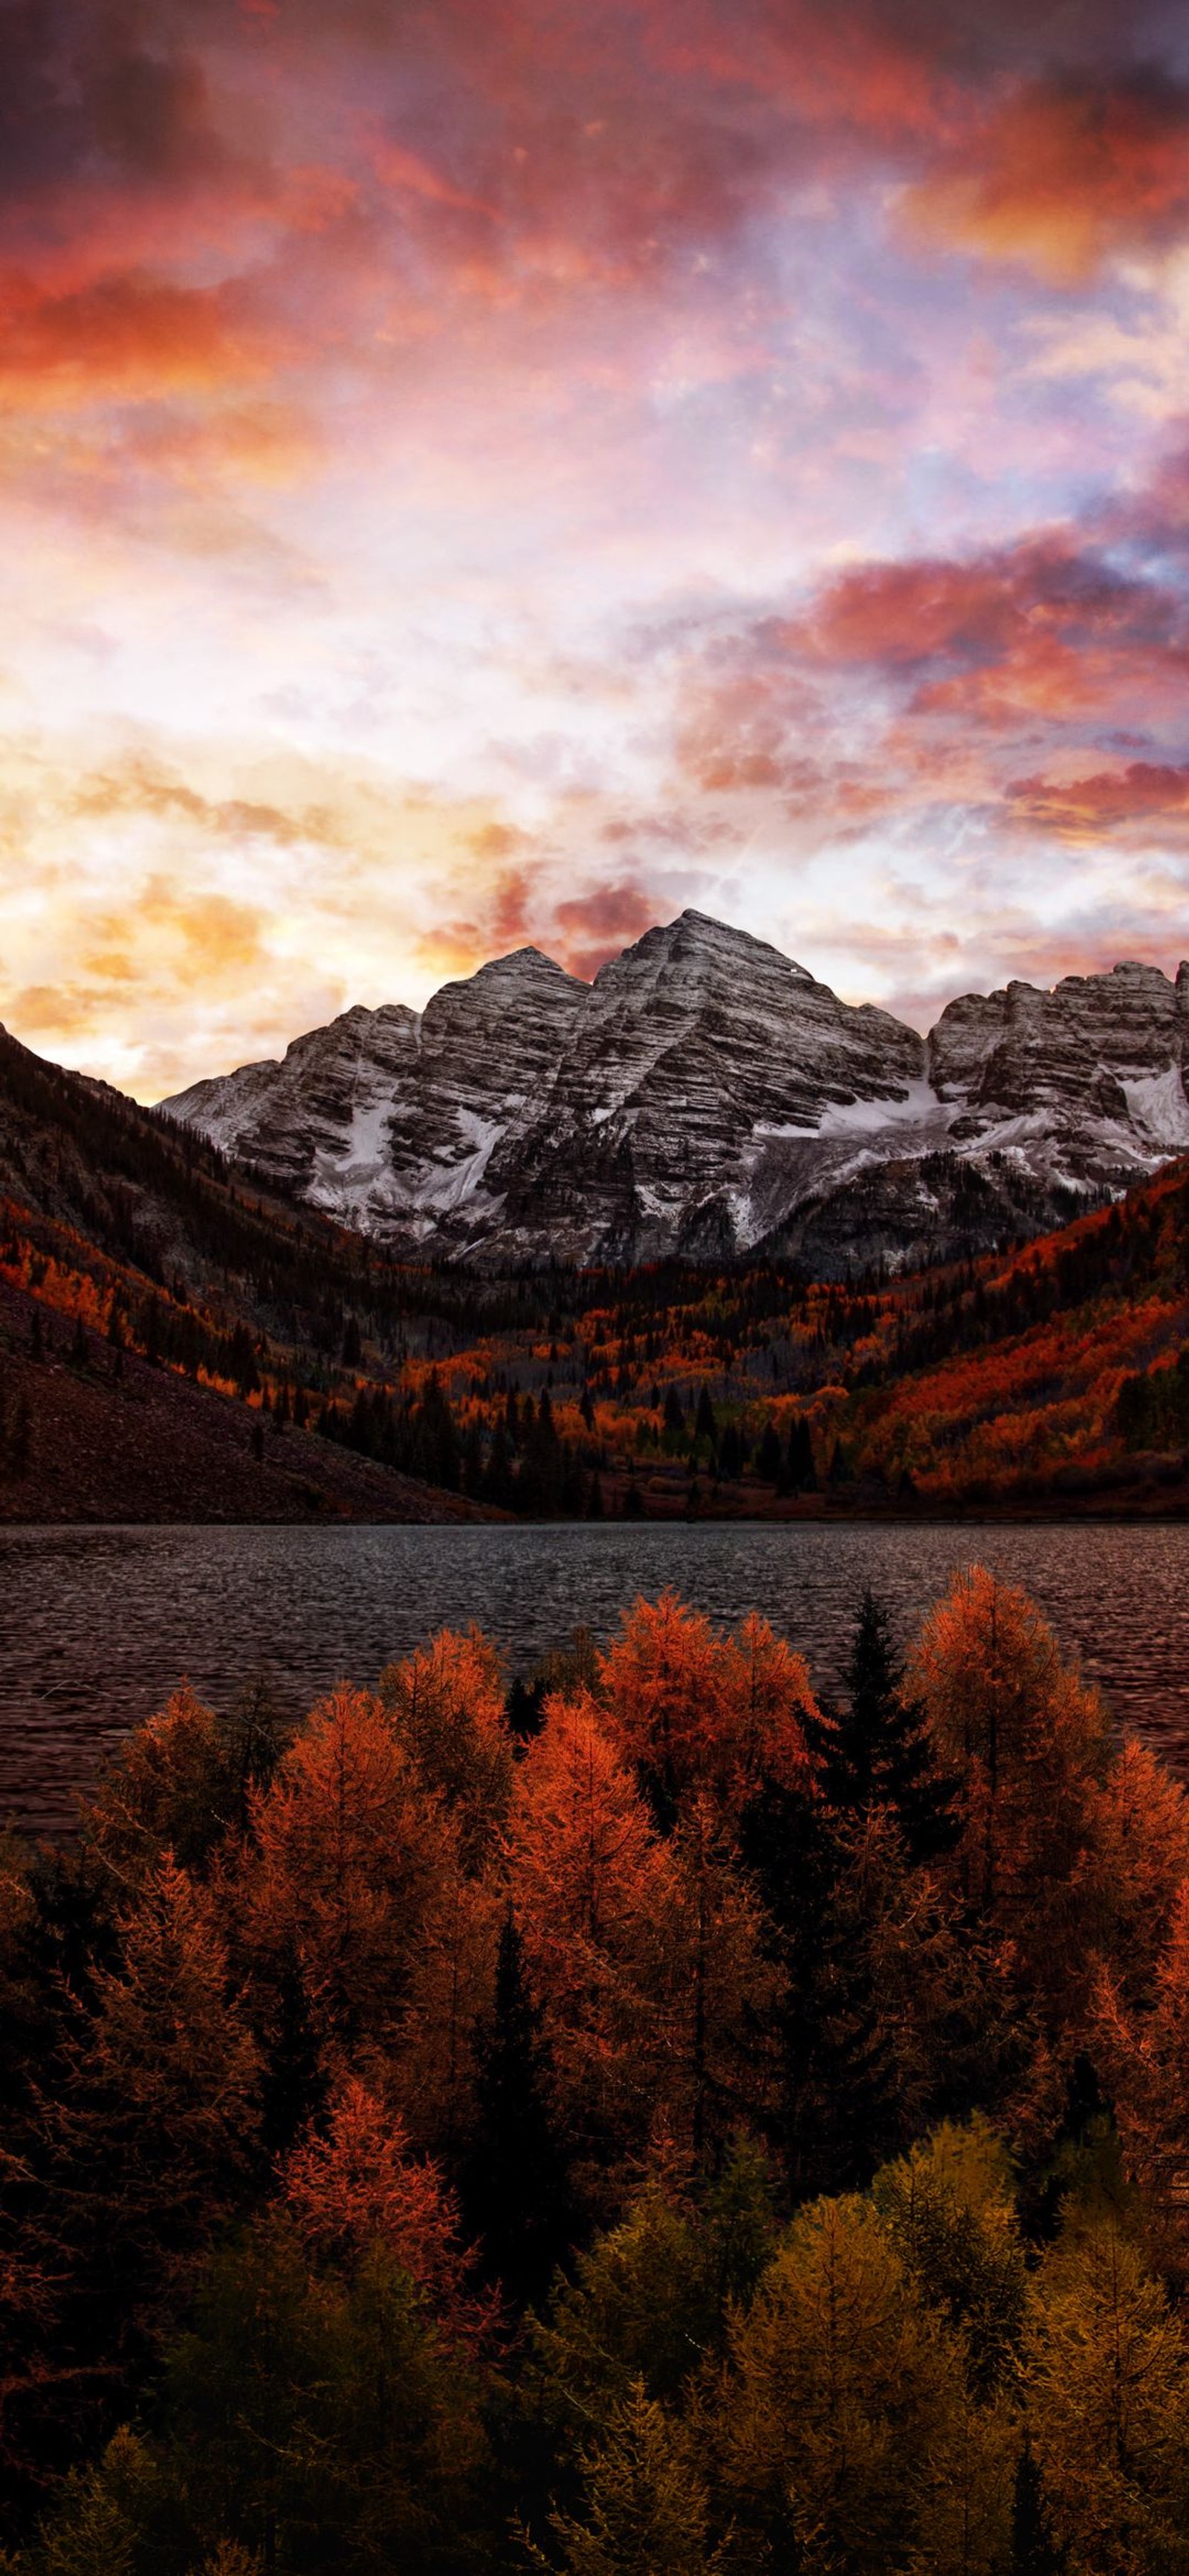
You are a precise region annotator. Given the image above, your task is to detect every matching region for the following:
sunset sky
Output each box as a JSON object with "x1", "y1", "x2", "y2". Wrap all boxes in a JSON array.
[{"x1": 4, "y1": 0, "x2": 1189, "y2": 1096}]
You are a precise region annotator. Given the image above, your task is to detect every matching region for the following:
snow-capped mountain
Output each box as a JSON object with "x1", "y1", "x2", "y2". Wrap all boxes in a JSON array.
[{"x1": 161, "y1": 912, "x2": 1189, "y2": 1273}]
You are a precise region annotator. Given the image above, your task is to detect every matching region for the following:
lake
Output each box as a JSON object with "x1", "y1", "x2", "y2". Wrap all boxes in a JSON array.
[{"x1": 4, "y1": 1519, "x2": 1189, "y2": 1834}]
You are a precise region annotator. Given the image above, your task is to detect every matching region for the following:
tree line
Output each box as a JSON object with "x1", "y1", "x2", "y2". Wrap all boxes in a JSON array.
[{"x1": 4, "y1": 1575, "x2": 1189, "y2": 2568}]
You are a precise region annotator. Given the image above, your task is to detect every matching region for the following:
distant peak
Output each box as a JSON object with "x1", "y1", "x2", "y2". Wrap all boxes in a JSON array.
[
  {"x1": 670, "y1": 908, "x2": 812, "y2": 976},
  {"x1": 473, "y1": 944, "x2": 585, "y2": 984}
]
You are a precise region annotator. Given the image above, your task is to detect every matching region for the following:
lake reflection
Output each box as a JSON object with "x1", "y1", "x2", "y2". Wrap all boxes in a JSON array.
[{"x1": 3, "y1": 1519, "x2": 1189, "y2": 1834}]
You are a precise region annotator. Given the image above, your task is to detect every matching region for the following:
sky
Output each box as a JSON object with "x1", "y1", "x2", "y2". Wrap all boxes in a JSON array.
[{"x1": 4, "y1": 0, "x2": 1189, "y2": 1097}]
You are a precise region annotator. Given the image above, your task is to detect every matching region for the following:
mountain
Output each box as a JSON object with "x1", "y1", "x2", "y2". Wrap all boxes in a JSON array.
[
  {"x1": 0, "y1": 1022, "x2": 500, "y2": 1523},
  {"x1": 161, "y1": 909, "x2": 1189, "y2": 1273}
]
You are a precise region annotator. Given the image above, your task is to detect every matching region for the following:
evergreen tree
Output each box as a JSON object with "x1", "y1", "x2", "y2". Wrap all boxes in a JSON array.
[
  {"x1": 741, "y1": 1781, "x2": 898, "y2": 2196},
  {"x1": 757, "y1": 1423, "x2": 782, "y2": 1483},
  {"x1": 811, "y1": 1592, "x2": 960, "y2": 1864},
  {"x1": 463, "y1": 1911, "x2": 572, "y2": 2307},
  {"x1": 1011, "y1": 2436, "x2": 1067, "y2": 2575},
  {"x1": 785, "y1": 1415, "x2": 816, "y2": 1491},
  {"x1": 259, "y1": 1939, "x2": 328, "y2": 2162}
]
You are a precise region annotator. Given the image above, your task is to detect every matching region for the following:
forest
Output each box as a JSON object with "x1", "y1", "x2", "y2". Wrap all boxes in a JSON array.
[
  {"x1": 4, "y1": 1574, "x2": 1189, "y2": 2570},
  {"x1": 4, "y1": 1019, "x2": 1189, "y2": 1522}
]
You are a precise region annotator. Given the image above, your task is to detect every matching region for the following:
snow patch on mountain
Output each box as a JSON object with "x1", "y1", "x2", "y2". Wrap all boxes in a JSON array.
[{"x1": 160, "y1": 912, "x2": 1189, "y2": 1274}]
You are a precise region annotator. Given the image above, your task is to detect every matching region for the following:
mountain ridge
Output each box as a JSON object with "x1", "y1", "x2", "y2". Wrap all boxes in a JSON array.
[{"x1": 160, "y1": 909, "x2": 1189, "y2": 1275}]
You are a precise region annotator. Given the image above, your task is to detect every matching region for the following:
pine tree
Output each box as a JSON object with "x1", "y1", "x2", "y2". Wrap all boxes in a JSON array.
[
  {"x1": 463, "y1": 1911, "x2": 572, "y2": 2307},
  {"x1": 1011, "y1": 2436, "x2": 1066, "y2": 2575},
  {"x1": 813, "y1": 1592, "x2": 960, "y2": 1863},
  {"x1": 785, "y1": 1416, "x2": 816, "y2": 1491},
  {"x1": 259, "y1": 1938, "x2": 327, "y2": 2161},
  {"x1": 740, "y1": 1781, "x2": 897, "y2": 2196},
  {"x1": 757, "y1": 1423, "x2": 782, "y2": 1482}
]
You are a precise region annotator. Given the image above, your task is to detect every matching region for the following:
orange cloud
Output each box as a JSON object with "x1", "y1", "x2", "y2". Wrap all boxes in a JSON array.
[
  {"x1": 804, "y1": 538, "x2": 1189, "y2": 729},
  {"x1": 0, "y1": 272, "x2": 265, "y2": 409},
  {"x1": 904, "y1": 69, "x2": 1189, "y2": 279},
  {"x1": 1007, "y1": 762, "x2": 1189, "y2": 837},
  {"x1": 552, "y1": 879, "x2": 666, "y2": 979}
]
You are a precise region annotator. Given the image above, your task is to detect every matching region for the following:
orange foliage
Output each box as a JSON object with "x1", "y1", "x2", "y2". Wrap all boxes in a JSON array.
[
  {"x1": 506, "y1": 1695, "x2": 675, "y2": 2167},
  {"x1": 911, "y1": 1568, "x2": 1112, "y2": 2025},
  {"x1": 246, "y1": 1686, "x2": 456, "y2": 2052},
  {"x1": 282, "y1": 2075, "x2": 485, "y2": 2337},
  {"x1": 598, "y1": 1591, "x2": 819, "y2": 1812},
  {"x1": 380, "y1": 1627, "x2": 513, "y2": 1868}
]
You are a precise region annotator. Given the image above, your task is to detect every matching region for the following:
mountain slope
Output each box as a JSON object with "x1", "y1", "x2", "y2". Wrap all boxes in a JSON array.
[
  {"x1": 0, "y1": 1025, "x2": 500, "y2": 1523},
  {"x1": 161, "y1": 912, "x2": 1189, "y2": 1272}
]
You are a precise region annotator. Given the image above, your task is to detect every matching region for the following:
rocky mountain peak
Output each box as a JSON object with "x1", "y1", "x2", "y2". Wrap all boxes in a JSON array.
[{"x1": 161, "y1": 914, "x2": 1189, "y2": 1274}]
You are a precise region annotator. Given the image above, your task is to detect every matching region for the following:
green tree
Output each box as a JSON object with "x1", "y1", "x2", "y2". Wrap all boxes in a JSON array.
[
  {"x1": 814, "y1": 1592, "x2": 960, "y2": 1863},
  {"x1": 462, "y1": 1913, "x2": 572, "y2": 2308}
]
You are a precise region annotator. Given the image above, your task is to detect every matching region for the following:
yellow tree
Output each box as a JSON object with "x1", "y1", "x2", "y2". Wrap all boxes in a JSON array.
[
  {"x1": 710, "y1": 2193, "x2": 1014, "y2": 2575},
  {"x1": 549, "y1": 2379, "x2": 722, "y2": 2576},
  {"x1": 1025, "y1": 2200, "x2": 1189, "y2": 2573}
]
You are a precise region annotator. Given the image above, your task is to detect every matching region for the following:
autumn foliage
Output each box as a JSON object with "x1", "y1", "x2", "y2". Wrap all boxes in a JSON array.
[{"x1": 6, "y1": 1577, "x2": 1189, "y2": 2570}]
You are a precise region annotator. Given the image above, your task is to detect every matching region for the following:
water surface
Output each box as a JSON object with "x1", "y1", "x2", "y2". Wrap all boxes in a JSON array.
[{"x1": 4, "y1": 1521, "x2": 1189, "y2": 1834}]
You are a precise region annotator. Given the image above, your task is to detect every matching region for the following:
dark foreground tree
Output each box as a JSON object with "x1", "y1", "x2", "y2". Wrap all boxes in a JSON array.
[
  {"x1": 812, "y1": 1592, "x2": 959, "y2": 1864},
  {"x1": 462, "y1": 1912, "x2": 573, "y2": 2307}
]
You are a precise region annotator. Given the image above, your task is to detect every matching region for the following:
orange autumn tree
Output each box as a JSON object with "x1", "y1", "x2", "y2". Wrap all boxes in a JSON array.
[
  {"x1": 379, "y1": 1626, "x2": 514, "y2": 1870},
  {"x1": 598, "y1": 1593, "x2": 819, "y2": 1819},
  {"x1": 505, "y1": 1694, "x2": 676, "y2": 2184},
  {"x1": 910, "y1": 1568, "x2": 1113, "y2": 2036},
  {"x1": 244, "y1": 1686, "x2": 456, "y2": 2057},
  {"x1": 1084, "y1": 1736, "x2": 1189, "y2": 2005},
  {"x1": 282, "y1": 2075, "x2": 485, "y2": 2340},
  {"x1": 1094, "y1": 1883, "x2": 1189, "y2": 2267},
  {"x1": 40, "y1": 1857, "x2": 262, "y2": 2314}
]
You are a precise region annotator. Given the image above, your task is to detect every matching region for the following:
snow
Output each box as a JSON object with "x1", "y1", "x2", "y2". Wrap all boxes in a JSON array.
[
  {"x1": 413, "y1": 1109, "x2": 505, "y2": 1213},
  {"x1": 1122, "y1": 1068, "x2": 1189, "y2": 1150},
  {"x1": 754, "y1": 1080, "x2": 947, "y2": 1142}
]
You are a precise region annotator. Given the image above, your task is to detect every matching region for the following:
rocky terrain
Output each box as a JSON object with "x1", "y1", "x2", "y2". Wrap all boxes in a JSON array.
[{"x1": 162, "y1": 912, "x2": 1189, "y2": 1273}]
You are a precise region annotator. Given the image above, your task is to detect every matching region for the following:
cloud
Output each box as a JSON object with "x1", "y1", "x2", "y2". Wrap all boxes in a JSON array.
[
  {"x1": 65, "y1": 755, "x2": 342, "y2": 846},
  {"x1": 1007, "y1": 760, "x2": 1189, "y2": 835},
  {"x1": 800, "y1": 531, "x2": 1189, "y2": 736},
  {"x1": 904, "y1": 68, "x2": 1189, "y2": 279},
  {"x1": 552, "y1": 878, "x2": 667, "y2": 979},
  {"x1": 0, "y1": 273, "x2": 267, "y2": 409}
]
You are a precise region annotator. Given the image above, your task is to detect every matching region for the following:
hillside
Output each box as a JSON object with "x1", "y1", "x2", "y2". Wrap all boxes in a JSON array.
[
  {"x1": 0, "y1": 1025, "x2": 501, "y2": 1524},
  {"x1": 334, "y1": 1155, "x2": 1189, "y2": 1521},
  {"x1": 4, "y1": 1018, "x2": 1189, "y2": 1521}
]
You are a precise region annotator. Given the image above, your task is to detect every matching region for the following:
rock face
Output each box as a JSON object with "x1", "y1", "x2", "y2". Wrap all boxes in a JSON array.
[{"x1": 161, "y1": 915, "x2": 1189, "y2": 1274}]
